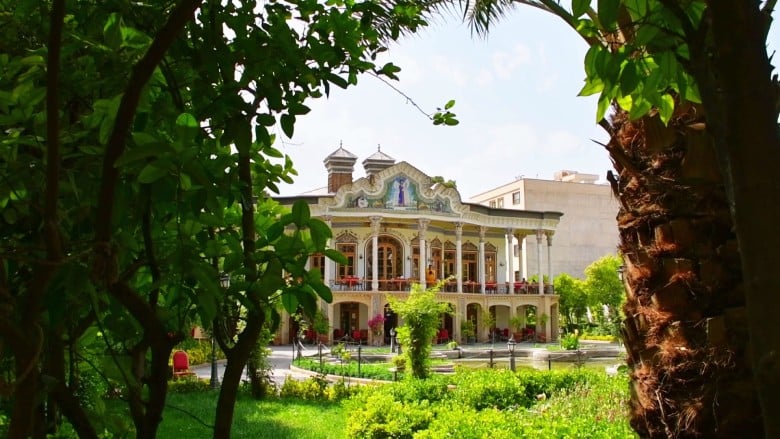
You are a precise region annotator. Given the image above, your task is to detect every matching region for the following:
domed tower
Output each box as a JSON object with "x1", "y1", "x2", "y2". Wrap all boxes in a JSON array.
[
  {"x1": 324, "y1": 142, "x2": 358, "y2": 194},
  {"x1": 362, "y1": 145, "x2": 396, "y2": 177}
]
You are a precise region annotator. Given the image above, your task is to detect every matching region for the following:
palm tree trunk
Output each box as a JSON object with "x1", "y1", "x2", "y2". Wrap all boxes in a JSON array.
[{"x1": 611, "y1": 105, "x2": 763, "y2": 437}]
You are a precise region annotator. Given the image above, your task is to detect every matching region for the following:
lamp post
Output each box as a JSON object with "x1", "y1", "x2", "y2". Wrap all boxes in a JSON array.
[
  {"x1": 211, "y1": 273, "x2": 230, "y2": 389},
  {"x1": 390, "y1": 327, "x2": 397, "y2": 353},
  {"x1": 507, "y1": 336, "x2": 516, "y2": 372}
]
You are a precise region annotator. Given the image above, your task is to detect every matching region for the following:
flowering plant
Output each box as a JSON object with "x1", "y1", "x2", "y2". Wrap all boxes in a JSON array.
[{"x1": 367, "y1": 313, "x2": 385, "y2": 336}]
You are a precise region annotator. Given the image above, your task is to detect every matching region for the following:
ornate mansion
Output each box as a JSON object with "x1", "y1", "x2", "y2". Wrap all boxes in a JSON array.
[{"x1": 274, "y1": 146, "x2": 563, "y2": 344}]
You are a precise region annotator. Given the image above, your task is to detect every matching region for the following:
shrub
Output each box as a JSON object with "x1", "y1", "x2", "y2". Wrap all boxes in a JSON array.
[
  {"x1": 326, "y1": 379, "x2": 363, "y2": 402},
  {"x1": 168, "y1": 378, "x2": 211, "y2": 393},
  {"x1": 560, "y1": 332, "x2": 580, "y2": 350},
  {"x1": 344, "y1": 391, "x2": 435, "y2": 438},
  {"x1": 279, "y1": 375, "x2": 328, "y2": 400},
  {"x1": 386, "y1": 375, "x2": 451, "y2": 404},
  {"x1": 450, "y1": 369, "x2": 530, "y2": 409}
]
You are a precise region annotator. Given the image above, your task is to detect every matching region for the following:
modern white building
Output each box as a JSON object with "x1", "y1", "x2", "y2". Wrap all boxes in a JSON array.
[
  {"x1": 274, "y1": 146, "x2": 565, "y2": 344},
  {"x1": 469, "y1": 171, "x2": 619, "y2": 282}
]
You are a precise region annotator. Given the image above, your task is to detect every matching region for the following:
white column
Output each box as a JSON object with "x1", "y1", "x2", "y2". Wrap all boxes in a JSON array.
[
  {"x1": 515, "y1": 233, "x2": 526, "y2": 282},
  {"x1": 455, "y1": 222, "x2": 463, "y2": 293},
  {"x1": 505, "y1": 228, "x2": 514, "y2": 289},
  {"x1": 418, "y1": 218, "x2": 429, "y2": 287},
  {"x1": 536, "y1": 229, "x2": 544, "y2": 295},
  {"x1": 323, "y1": 215, "x2": 332, "y2": 289},
  {"x1": 371, "y1": 216, "x2": 381, "y2": 291},
  {"x1": 546, "y1": 232, "x2": 554, "y2": 294},
  {"x1": 479, "y1": 226, "x2": 487, "y2": 294}
]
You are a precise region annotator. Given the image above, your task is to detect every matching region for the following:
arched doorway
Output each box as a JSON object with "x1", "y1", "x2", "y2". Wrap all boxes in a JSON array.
[
  {"x1": 366, "y1": 235, "x2": 403, "y2": 280},
  {"x1": 383, "y1": 303, "x2": 398, "y2": 344}
]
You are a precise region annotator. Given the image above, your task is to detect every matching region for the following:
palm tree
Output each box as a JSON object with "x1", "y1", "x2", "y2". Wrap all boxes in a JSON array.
[{"x1": 426, "y1": 1, "x2": 768, "y2": 436}]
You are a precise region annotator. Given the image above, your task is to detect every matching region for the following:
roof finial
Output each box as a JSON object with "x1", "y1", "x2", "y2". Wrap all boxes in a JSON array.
[
  {"x1": 377, "y1": 144, "x2": 381, "y2": 152},
  {"x1": 340, "y1": 140, "x2": 343, "y2": 148}
]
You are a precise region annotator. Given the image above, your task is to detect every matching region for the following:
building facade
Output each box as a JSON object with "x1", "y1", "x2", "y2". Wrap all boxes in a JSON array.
[
  {"x1": 469, "y1": 171, "x2": 619, "y2": 281},
  {"x1": 275, "y1": 147, "x2": 564, "y2": 345}
]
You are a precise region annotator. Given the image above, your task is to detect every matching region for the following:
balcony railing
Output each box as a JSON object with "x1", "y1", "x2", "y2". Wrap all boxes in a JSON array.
[{"x1": 330, "y1": 279, "x2": 553, "y2": 295}]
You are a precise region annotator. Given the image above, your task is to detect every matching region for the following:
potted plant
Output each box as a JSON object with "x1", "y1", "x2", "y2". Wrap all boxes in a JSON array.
[
  {"x1": 481, "y1": 309, "x2": 496, "y2": 342},
  {"x1": 311, "y1": 310, "x2": 330, "y2": 344},
  {"x1": 509, "y1": 314, "x2": 525, "y2": 341},
  {"x1": 460, "y1": 319, "x2": 476, "y2": 344},
  {"x1": 367, "y1": 313, "x2": 385, "y2": 345},
  {"x1": 537, "y1": 313, "x2": 549, "y2": 342}
]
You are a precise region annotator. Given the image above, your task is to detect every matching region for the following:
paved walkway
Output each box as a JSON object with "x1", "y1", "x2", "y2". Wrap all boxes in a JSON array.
[
  {"x1": 190, "y1": 340, "x2": 624, "y2": 384},
  {"x1": 190, "y1": 344, "x2": 329, "y2": 385}
]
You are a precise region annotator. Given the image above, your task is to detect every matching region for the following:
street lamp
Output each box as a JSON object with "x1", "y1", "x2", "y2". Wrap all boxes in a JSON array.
[
  {"x1": 507, "y1": 336, "x2": 516, "y2": 372},
  {"x1": 617, "y1": 265, "x2": 625, "y2": 282},
  {"x1": 219, "y1": 272, "x2": 231, "y2": 289},
  {"x1": 211, "y1": 273, "x2": 230, "y2": 389}
]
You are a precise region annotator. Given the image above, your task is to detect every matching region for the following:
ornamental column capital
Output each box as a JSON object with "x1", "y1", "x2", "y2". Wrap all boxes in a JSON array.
[{"x1": 370, "y1": 216, "x2": 382, "y2": 235}]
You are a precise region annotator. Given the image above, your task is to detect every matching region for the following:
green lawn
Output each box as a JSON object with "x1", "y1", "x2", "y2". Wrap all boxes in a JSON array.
[{"x1": 159, "y1": 393, "x2": 346, "y2": 438}]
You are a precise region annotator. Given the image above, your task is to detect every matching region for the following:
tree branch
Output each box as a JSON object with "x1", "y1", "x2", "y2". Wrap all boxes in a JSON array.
[
  {"x1": 95, "y1": 0, "x2": 203, "y2": 244},
  {"x1": 45, "y1": 0, "x2": 65, "y2": 261}
]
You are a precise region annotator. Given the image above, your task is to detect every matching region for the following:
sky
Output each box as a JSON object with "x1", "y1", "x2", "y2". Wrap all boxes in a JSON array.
[{"x1": 274, "y1": 6, "x2": 780, "y2": 200}]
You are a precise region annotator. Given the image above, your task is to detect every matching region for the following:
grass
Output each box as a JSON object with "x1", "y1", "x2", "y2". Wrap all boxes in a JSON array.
[{"x1": 158, "y1": 392, "x2": 346, "y2": 438}]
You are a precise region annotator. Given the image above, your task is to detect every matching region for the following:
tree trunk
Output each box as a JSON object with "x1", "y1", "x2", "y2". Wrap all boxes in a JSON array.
[
  {"x1": 213, "y1": 316, "x2": 263, "y2": 438},
  {"x1": 612, "y1": 106, "x2": 763, "y2": 437},
  {"x1": 690, "y1": 3, "x2": 780, "y2": 437}
]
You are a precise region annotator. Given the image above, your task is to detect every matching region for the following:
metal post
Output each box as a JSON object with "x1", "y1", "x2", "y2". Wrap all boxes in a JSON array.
[
  {"x1": 548, "y1": 357, "x2": 552, "y2": 370},
  {"x1": 489, "y1": 349, "x2": 494, "y2": 368},
  {"x1": 390, "y1": 328, "x2": 396, "y2": 353},
  {"x1": 318, "y1": 342, "x2": 323, "y2": 373},
  {"x1": 357, "y1": 345, "x2": 362, "y2": 377},
  {"x1": 210, "y1": 335, "x2": 220, "y2": 389},
  {"x1": 507, "y1": 337, "x2": 516, "y2": 372}
]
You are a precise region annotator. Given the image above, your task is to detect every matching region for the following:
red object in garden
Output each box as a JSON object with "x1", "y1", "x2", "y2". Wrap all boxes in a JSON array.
[{"x1": 172, "y1": 350, "x2": 196, "y2": 380}]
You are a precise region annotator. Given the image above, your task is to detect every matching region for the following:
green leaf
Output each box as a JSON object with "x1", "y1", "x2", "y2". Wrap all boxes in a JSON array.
[
  {"x1": 444, "y1": 99, "x2": 455, "y2": 110},
  {"x1": 324, "y1": 248, "x2": 348, "y2": 265},
  {"x1": 308, "y1": 219, "x2": 331, "y2": 250},
  {"x1": 290, "y1": 200, "x2": 311, "y2": 226},
  {"x1": 657, "y1": 93, "x2": 675, "y2": 125},
  {"x1": 280, "y1": 113, "x2": 295, "y2": 138},
  {"x1": 578, "y1": 76, "x2": 604, "y2": 97},
  {"x1": 657, "y1": 51, "x2": 677, "y2": 80},
  {"x1": 103, "y1": 13, "x2": 122, "y2": 50},
  {"x1": 230, "y1": 118, "x2": 252, "y2": 154},
  {"x1": 137, "y1": 162, "x2": 169, "y2": 183},
  {"x1": 281, "y1": 292, "x2": 299, "y2": 315},
  {"x1": 619, "y1": 61, "x2": 640, "y2": 96},
  {"x1": 311, "y1": 281, "x2": 333, "y2": 303},
  {"x1": 596, "y1": 93, "x2": 611, "y2": 122},
  {"x1": 616, "y1": 93, "x2": 633, "y2": 112},
  {"x1": 115, "y1": 143, "x2": 167, "y2": 168},
  {"x1": 678, "y1": 71, "x2": 702, "y2": 103},
  {"x1": 628, "y1": 94, "x2": 652, "y2": 119},
  {"x1": 623, "y1": 0, "x2": 648, "y2": 19},
  {"x1": 296, "y1": 288, "x2": 317, "y2": 317},
  {"x1": 257, "y1": 113, "x2": 275, "y2": 126},
  {"x1": 572, "y1": 0, "x2": 590, "y2": 18},
  {"x1": 120, "y1": 26, "x2": 151, "y2": 50},
  {"x1": 598, "y1": 0, "x2": 620, "y2": 31},
  {"x1": 175, "y1": 112, "x2": 199, "y2": 144},
  {"x1": 179, "y1": 172, "x2": 192, "y2": 190}
]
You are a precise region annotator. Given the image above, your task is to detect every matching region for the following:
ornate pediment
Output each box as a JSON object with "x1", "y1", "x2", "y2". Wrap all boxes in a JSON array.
[
  {"x1": 335, "y1": 230, "x2": 359, "y2": 243},
  {"x1": 327, "y1": 162, "x2": 463, "y2": 215}
]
